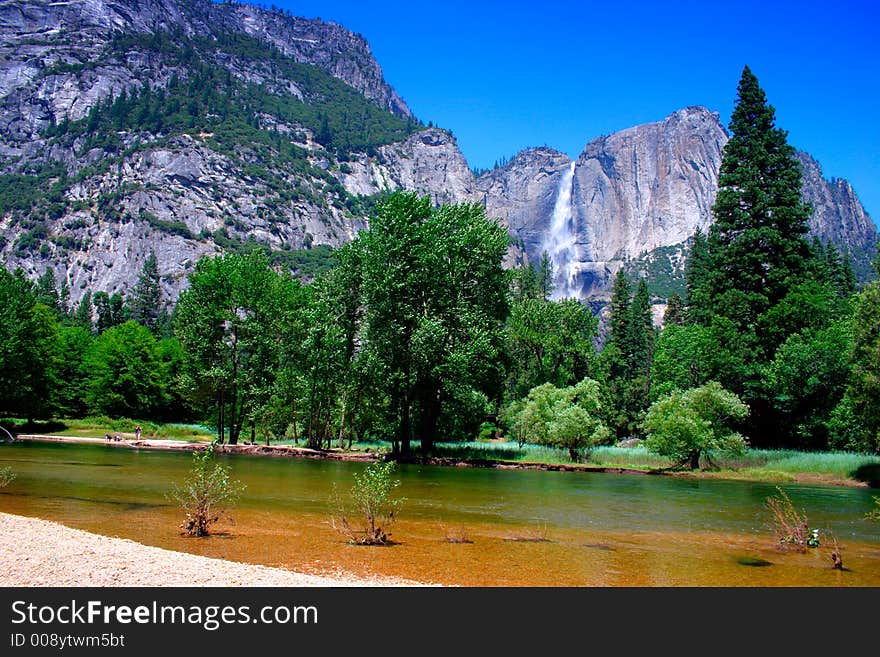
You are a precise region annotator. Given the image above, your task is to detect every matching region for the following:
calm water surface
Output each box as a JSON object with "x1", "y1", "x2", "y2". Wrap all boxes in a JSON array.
[{"x1": 1, "y1": 440, "x2": 878, "y2": 586}]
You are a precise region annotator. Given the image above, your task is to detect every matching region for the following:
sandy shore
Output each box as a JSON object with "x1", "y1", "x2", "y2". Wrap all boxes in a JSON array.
[{"x1": 0, "y1": 512, "x2": 421, "y2": 587}]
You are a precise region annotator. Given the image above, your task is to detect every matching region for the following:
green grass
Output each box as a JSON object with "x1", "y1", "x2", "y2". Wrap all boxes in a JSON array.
[
  {"x1": 1, "y1": 416, "x2": 215, "y2": 442},
  {"x1": 6, "y1": 417, "x2": 878, "y2": 485},
  {"x1": 332, "y1": 439, "x2": 880, "y2": 484}
]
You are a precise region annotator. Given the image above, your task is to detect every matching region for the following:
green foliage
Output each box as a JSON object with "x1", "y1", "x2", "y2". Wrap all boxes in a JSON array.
[
  {"x1": 643, "y1": 381, "x2": 749, "y2": 469},
  {"x1": 72, "y1": 290, "x2": 94, "y2": 331},
  {"x1": 760, "y1": 320, "x2": 852, "y2": 448},
  {"x1": 510, "y1": 378, "x2": 610, "y2": 462},
  {"x1": 504, "y1": 296, "x2": 597, "y2": 398},
  {"x1": 84, "y1": 321, "x2": 168, "y2": 419},
  {"x1": 53, "y1": 325, "x2": 93, "y2": 417},
  {"x1": 702, "y1": 66, "x2": 812, "y2": 343},
  {"x1": 128, "y1": 252, "x2": 162, "y2": 330},
  {"x1": 623, "y1": 242, "x2": 689, "y2": 299},
  {"x1": 831, "y1": 282, "x2": 880, "y2": 451},
  {"x1": 174, "y1": 250, "x2": 309, "y2": 444},
  {"x1": 0, "y1": 268, "x2": 59, "y2": 420},
  {"x1": 0, "y1": 466, "x2": 15, "y2": 488},
  {"x1": 169, "y1": 442, "x2": 245, "y2": 537},
  {"x1": 93, "y1": 291, "x2": 129, "y2": 333},
  {"x1": 35, "y1": 269, "x2": 60, "y2": 313},
  {"x1": 600, "y1": 272, "x2": 656, "y2": 439},
  {"x1": 351, "y1": 192, "x2": 510, "y2": 454},
  {"x1": 867, "y1": 497, "x2": 880, "y2": 522},
  {"x1": 332, "y1": 461, "x2": 403, "y2": 545},
  {"x1": 476, "y1": 421, "x2": 499, "y2": 441}
]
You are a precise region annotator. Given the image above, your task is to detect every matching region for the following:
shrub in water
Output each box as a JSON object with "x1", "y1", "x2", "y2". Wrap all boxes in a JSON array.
[
  {"x1": 169, "y1": 443, "x2": 245, "y2": 537},
  {"x1": 331, "y1": 461, "x2": 403, "y2": 545}
]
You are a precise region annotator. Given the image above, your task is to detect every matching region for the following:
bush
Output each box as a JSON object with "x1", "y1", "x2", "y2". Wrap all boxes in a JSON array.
[
  {"x1": 765, "y1": 486, "x2": 811, "y2": 552},
  {"x1": 331, "y1": 461, "x2": 403, "y2": 545},
  {"x1": 643, "y1": 381, "x2": 748, "y2": 469},
  {"x1": 0, "y1": 466, "x2": 15, "y2": 488},
  {"x1": 867, "y1": 496, "x2": 880, "y2": 522},
  {"x1": 169, "y1": 443, "x2": 245, "y2": 537}
]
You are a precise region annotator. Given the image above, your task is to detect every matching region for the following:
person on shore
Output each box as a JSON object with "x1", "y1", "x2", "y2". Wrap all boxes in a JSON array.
[{"x1": 135, "y1": 425, "x2": 141, "y2": 441}]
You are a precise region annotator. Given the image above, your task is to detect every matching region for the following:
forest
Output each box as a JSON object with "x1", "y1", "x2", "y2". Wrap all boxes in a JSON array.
[{"x1": 1, "y1": 67, "x2": 878, "y2": 466}]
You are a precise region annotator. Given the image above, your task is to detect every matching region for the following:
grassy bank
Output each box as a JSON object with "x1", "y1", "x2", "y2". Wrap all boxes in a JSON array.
[
  {"x1": 4, "y1": 417, "x2": 878, "y2": 487},
  {"x1": 348, "y1": 440, "x2": 880, "y2": 487},
  {"x1": 0, "y1": 417, "x2": 215, "y2": 442}
]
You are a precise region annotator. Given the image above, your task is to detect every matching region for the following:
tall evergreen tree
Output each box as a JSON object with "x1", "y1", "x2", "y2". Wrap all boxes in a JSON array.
[
  {"x1": 704, "y1": 65, "x2": 812, "y2": 344},
  {"x1": 684, "y1": 228, "x2": 711, "y2": 324},
  {"x1": 663, "y1": 293, "x2": 685, "y2": 327},
  {"x1": 129, "y1": 251, "x2": 162, "y2": 330},
  {"x1": 59, "y1": 279, "x2": 71, "y2": 317},
  {"x1": 94, "y1": 291, "x2": 128, "y2": 333},
  {"x1": 73, "y1": 291, "x2": 94, "y2": 332},
  {"x1": 608, "y1": 269, "x2": 632, "y2": 355},
  {"x1": 35, "y1": 269, "x2": 59, "y2": 313},
  {"x1": 537, "y1": 251, "x2": 555, "y2": 300},
  {"x1": 627, "y1": 278, "x2": 654, "y2": 380}
]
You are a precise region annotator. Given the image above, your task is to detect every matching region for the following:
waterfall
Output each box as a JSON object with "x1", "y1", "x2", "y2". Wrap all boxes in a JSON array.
[{"x1": 541, "y1": 161, "x2": 580, "y2": 299}]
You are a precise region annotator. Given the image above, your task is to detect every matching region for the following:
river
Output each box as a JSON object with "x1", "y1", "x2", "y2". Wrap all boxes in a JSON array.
[{"x1": 1, "y1": 440, "x2": 877, "y2": 586}]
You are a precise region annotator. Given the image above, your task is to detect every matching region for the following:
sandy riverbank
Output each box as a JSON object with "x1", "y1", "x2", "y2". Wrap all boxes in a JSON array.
[{"x1": 0, "y1": 512, "x2": 421, "y2": 587}]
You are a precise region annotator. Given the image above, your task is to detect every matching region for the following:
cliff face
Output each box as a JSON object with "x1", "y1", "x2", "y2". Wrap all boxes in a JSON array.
[
  {"x1": 797, "y1": 151, "x2": 878, "y2": 279},
  {"x1": 479, "y1": 107, "x2": 877, "y2": 298},
  {"x1": 0, "y1": 0, "x2": 409, "y2": 146},
  {"x1": 0, "y1": 0, "x2": 475, "y2": 302},
  {"x1": 0, "y1": 1, "x2": 875, "y2": 306}
]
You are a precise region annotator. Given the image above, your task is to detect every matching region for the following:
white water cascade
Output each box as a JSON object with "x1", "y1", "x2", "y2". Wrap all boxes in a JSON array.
[{"x1": 541, "y1": 161, "x2": 581, "y2": 299}]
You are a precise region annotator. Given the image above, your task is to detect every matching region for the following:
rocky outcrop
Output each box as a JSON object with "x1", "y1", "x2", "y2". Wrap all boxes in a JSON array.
[
  {"x1": 797, "y1": 151, "x2": 877, "y2": 277},
  {"x1": 0, "y1": 0, "x2": 409, "y2": 149},
  {"x1": 340, "y1": 129, "x2": 477, "y2": 207},
  {"x1": 0, "y1": 2, "x2": 874, "y2": 306},
  {"x1": 479, "y1": 106, "x2": 877, "y2": 298},
  {"x1": 0, "y1": 0, "x2": 468, "y2": 304}
]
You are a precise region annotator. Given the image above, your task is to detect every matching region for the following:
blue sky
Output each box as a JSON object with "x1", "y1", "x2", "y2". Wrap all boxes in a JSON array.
[{"x1": 272, "y1": 0, "x2": 879, "y2": 223}]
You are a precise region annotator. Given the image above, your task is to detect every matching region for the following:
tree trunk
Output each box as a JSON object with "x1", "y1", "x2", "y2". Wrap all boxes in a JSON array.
[
  {"x1": 689, "y1": 450, "x2": 701, "y2": 470},
  {"x1": 217, "y1": 389, "x2": 224, "y2": 444},
  {"x1": 418, "y1": 385, "x2": 441, "y2": 455},
  {"x1": 569, "y1": 446, "x2": 581, "y2": 463},
  {"x1": 337, "y1": 388, "x2": 348, "y2": 449},
  {"x1": 400, "y1": 393, "x2": 411, "y2": 455}
]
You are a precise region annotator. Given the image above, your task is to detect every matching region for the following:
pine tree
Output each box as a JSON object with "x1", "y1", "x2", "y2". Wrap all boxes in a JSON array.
[
  {"x1": 36, "y1": 269, "x2": 59, "y2": 312},
  {"x1": 59, "y1": 280, "x2": 70, "y2": 317},
  {"x1": 704, "y1": 66, "x2": 812, "y2": 337},
  {"x1": 94, "y1": 291, "x2": 128, "y2": 333},
  {"x1": 73, "y1": 290, "x2": 94, "y2": 332},
  {"x1": 129, "y1": 251, "x2": 162, "y2": 329},
  {"x1": 663, "y1": 293, "x2": 685, "y2": 327},
  {"x1": 684, "y1": 228, "x2": 711, "y2": 324},
  {"x1": 538, "y1": 251, "x2": 555, "y2": 300},
  {"x1": 627, "y1": 278, "x2": 654, "y2": 379},
  {"x1": 608, "y1": 269, "x2": 632, "y2": 355}
]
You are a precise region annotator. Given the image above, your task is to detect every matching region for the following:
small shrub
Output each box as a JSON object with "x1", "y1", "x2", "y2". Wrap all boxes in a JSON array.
[
  {"x1": 169, "y1": 443, "x2": 245, "y2": 537},
  {"x1": 765, "y1": 486, "x2": 810, "y2": 551},
  {"x1": 867, "y1": 496, "x2": 880, "y2": 522},
  {"x1": 826, "y1": 532, "x2": 844, "y2": 570},
  {"x1": 440, "y1": 525, "x2": 473, "y2": 544},
  {"x1": 0, "y1": 466, "x2": 16, "y2": 488},
  {"x1": 476, "y1": 422, "x2": 498, "y2": 442},
  {"x1": 331, "y1": 461, "x2": 403, "y2": 545}
]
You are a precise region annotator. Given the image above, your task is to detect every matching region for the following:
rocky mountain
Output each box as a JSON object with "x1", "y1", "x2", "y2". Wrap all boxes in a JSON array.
[
  {"x1": 0, "y1": 0, "x2": 875, "y2": 309},
  {"x1": 478, "y1": 106, "x2": 877, "y2": 299},
  {"x1": 0, "y1": 0, "x2": 475, "y2": 303}
]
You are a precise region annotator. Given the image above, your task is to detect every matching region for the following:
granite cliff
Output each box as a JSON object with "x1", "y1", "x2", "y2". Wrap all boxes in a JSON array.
[{"x1": 0, "y1": 1, "x2": 874, "y2": 307}]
